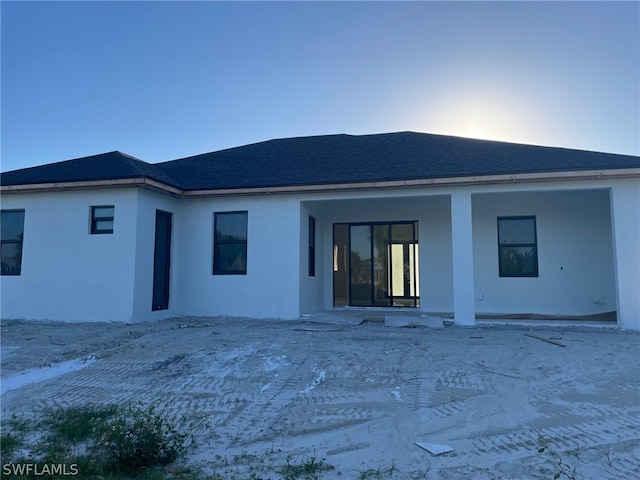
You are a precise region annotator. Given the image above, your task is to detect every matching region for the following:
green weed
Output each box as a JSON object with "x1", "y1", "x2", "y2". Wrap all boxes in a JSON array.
[
  {"x1": 358, "y1": 462, "x2": 396, "y2": 480},
  {"x1": 1, "y1": 405, "x2": 394, "y2": 479},
  {"x1": 536, "y1": 432, "x2": 578, "y2": 480},
  {"x1": 92, "y1": 403, "x2": 189, "y2": 473},
  {"x1": 279, "y1": 455, "x2": 335, "y2": 480},
  {"x1": 0, "y1": 403, "x2": 205, "y2": 479},
  {"x1": 42, "y1": 403, "x2": 120, "y2": 443}
]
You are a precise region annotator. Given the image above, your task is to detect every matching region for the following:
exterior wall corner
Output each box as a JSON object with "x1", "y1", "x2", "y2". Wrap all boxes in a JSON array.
[{"x1": 610, "y1": 182, "x2": 640, "y2": 330}]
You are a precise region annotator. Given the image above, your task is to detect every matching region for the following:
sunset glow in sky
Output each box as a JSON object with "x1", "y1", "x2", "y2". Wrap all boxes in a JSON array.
[{"x1": 1, "y1": 1, "x2": 638, "y2": 172}]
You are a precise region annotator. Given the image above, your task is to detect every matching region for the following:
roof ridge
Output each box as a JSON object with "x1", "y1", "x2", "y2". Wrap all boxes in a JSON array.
[
  {"x1": 114, "y1": 151, "x2": 147, "y2": 163},
  {"x1": 160, "y1": 133, "x2": 359, "y2": 165},
  {"x1": 115, "y1": 151, "x2": 186, "y2": 188}
]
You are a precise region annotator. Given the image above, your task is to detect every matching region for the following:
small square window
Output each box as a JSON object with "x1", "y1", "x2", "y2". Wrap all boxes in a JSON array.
[
  {"x1": 91, "y1": 206, "x2": 114, "y2": 234},
  {"x1": 498, "y1": 216, "x2": 538, "y2": 277}
]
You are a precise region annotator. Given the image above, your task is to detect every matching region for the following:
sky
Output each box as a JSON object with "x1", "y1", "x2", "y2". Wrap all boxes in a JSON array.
[{"x1": 1, "y1": 0, "x2": 638, "y2": 172}]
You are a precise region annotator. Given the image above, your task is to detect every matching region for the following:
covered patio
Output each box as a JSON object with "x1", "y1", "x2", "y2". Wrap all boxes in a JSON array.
[{"x1": 299, "y1": 181, "x2": 636, "y2": 329}]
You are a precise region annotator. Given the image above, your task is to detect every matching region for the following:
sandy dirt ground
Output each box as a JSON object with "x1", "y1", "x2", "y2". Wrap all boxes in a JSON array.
[{"x1": 1, "y1": 316, "x2": 639, "y2": 479}]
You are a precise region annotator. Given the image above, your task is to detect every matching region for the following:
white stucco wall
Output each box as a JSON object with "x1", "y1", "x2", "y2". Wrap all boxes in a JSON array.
[
  {"x1": 0, "y1": 189, "x2": 139, "y2": 322},
  {"x1": 298, "y1": 183, "x2": 623, "y2": 322},
  {"x1": 130, "y1": 189, "x2": 180, "y2": 322},
  {"x1": 610, "y1": 180, "x2": 640, "y2": 330},
  {"x1": 451, "y1": 192, "x2": 476, "y2": 325},
  {"x1": 472, "y1": 189, "x2": 616, "y2": 316},
  {"x1": 301, "y1": 192, "x2": 454, "y2": 314},
  {"x1": 419, "y1": 196, "x2": 454, "y2": 314},
  {"x1": 2, "y1": 177, "x2": 635, "y2": 328},
  {"x1": 299, "y1": 203, "x2": 324, "y2": 314},
  {"x1": 175, "y1": 196, "x2": 302, "y2": 319}
]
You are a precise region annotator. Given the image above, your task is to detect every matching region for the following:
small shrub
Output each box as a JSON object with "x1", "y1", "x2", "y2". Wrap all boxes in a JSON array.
[
  {"x1": 0, "y1": 432, "x2": 21, "y2": 457},
  {"x1": 43, "y1": 404, "x2": 120, "y2": 443},
  {"x1": 1, "y1": 403, "x2": 204, "y2": 479},
  {"x1": 1, "y1": 414, "x2": 35, "y2": 462},
  {"x1": 93, "y1": 403, "x2": 189, "y2": 474}
]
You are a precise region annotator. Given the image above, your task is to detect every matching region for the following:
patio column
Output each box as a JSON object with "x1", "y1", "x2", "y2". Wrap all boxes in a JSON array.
[
  {"x1": 451, "y1": 192, "x2": 476, "y2": 325},
  {"x1": 610, "y1": 183, "x2": 640, "y2": 330}
]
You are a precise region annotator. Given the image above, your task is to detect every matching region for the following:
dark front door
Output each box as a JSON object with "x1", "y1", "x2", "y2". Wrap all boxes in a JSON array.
[{"x1": 152, "y1": 210, "x2": 172, "y2": 311}]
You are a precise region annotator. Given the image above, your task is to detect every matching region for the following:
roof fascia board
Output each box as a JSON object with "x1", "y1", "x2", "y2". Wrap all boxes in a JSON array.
[
  {"x1": 1, "y1": 168, "x2": 638, "y2": 197},
  {"x1": 0, "y1": 178, "x2": 182, "y2": 197},
  {"x1": 181, "y1": 168, "x2": 640, "y2": 197}
]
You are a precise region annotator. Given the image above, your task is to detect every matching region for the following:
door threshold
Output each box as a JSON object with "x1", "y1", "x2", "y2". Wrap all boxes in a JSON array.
[{"x1": 333, "y1": 306, "x2": 420, "y2": 312}]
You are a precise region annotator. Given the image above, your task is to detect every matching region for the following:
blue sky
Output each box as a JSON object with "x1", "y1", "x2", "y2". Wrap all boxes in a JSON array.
[{"x1": 1, "y1": 1, "x2": 638, "y2": 172}]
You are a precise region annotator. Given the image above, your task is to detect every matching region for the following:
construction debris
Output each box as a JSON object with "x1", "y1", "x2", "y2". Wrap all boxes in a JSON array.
[
  {"x1": 524, "y1": 333, "x2": 566, "y2": 347},
  {"x1": 460, "y1": 360, "x2": 520, "y2": 379},
  {"x1": 300, "y1": 313, "x2": 365, "y2": 326},
  {"x1": 294, "y1": 327, "x2": 344, "y2": 332},
  {"x1": 384, "y1": 315, "x2": 445, "y2": 329},
  {"x1": 415, "y1": 442, "x2": 455, "y2": 455}
]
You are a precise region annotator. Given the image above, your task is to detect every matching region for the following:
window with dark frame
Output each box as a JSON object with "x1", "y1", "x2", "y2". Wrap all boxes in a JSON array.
[
  {"x1": 1, "y1": 210, "x2": 25, "y2": 276},
  {"x1": 308, "y1": 216, "x2": 316, "y2": 277},
  {"x1": 213, "y1": 211, "x2": 248, "y2": 275},
  {"x1": 91, "y1": 206, "x2": 114, "y2": 234},
  {"x1": 498, "y1": 216, "x2": 538, "y2": 277}
]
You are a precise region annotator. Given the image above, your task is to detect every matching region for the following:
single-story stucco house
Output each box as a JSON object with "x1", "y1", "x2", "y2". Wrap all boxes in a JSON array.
[{"x1": 1, "y1": 132, "x2": 639, "y2": 329}]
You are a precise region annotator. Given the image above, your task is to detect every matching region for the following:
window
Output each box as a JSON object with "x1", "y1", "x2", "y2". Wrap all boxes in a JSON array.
[
  {"x1": 1, "y1": 210, "x2": 25, "y2": 276},
  {"x1": 213, "y1": 211, "x2": 248, "y2": 275},
  {"x1": 91, "y1": 206, "x2": 114, "y2": 234},
  {"x1": 498, "y1": 216, "x2": 538, "y2": 277},
  {"x1": 308, "y1": 216, "x2": 316, "y2": 276}
]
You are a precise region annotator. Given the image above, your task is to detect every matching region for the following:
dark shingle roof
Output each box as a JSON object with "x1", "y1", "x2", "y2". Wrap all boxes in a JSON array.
[
  {"x1": 2, "y1": 132, "x2": 639, "y2": 191},
  {"x1": 0, "y1": 151, "x2": 181, "y2": 189}
]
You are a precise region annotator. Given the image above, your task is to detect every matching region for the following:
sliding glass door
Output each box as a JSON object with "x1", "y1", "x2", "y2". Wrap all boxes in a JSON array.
[
  {"x1": 333, "y1": 222, "x2": 419, "y2": 307},
  {"x1": 350, "y1": 225, "x2": 373, "y2": 306}
]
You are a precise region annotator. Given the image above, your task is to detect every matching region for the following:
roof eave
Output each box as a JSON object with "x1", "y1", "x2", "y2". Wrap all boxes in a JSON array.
[
  {"x1": 1, "y1": 168, "x2": 638, "y2": 197},
  {"x1": 0, "y1": 177, "x2": 183, "y2": 197},
  {"x1": 180, "y1": 168, "x2": 640, "y2": 197}
]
